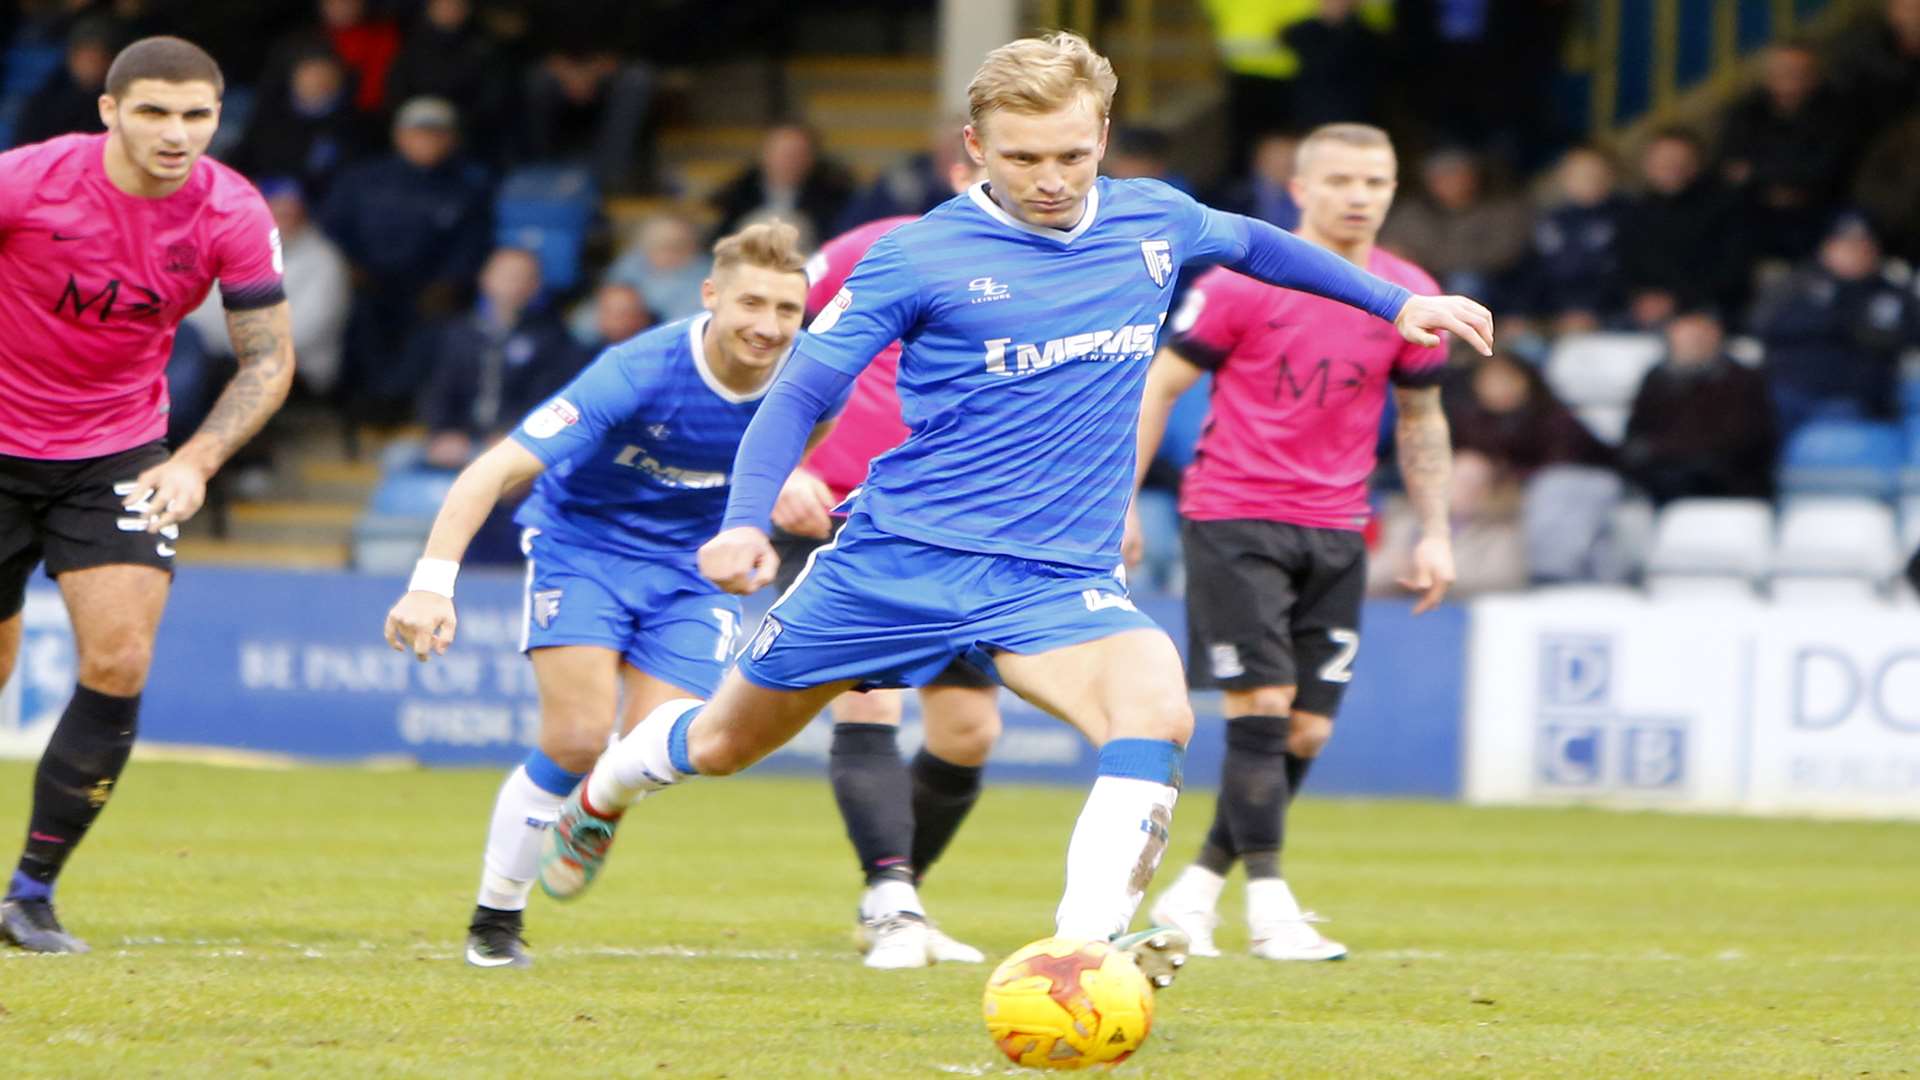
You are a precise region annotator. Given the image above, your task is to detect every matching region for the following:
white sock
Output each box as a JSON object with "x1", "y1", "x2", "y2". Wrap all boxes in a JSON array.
[
  {"x1": 1054, "y1": 775, "x2": 1180, "y2": 941},
  {"x1": 1165, "y1": 864, "x2": 1227, "y2": 912},
  {"x1": 860, "y1": 878, "x2": 925, "y2": 920},
  {"x1": 475, "y1": 766, "x2": 567, "y2": 911},
  {"x1": 584, "y1": 697, "x2": 704, "y2": 813}
]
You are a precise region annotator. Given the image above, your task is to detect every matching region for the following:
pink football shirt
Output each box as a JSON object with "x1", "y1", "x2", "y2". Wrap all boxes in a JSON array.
[
  {"x1": 1168, "y1": 247, "x2": 1446, "y2": 531},
  {"x1": 0, "y1": 134, "x2": 285, "y2": 460},
  {"x1": 797, "y1": 215, "x2": 916, "y2": 502}
]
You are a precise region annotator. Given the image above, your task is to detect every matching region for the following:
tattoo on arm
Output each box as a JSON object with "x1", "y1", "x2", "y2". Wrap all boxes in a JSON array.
[
  {"x1": 1394, "y1": 386, "x2": 1453, "y2": 535},
  {"x1": 187, "y1": 302, "x2": 296, "y2": 471}
]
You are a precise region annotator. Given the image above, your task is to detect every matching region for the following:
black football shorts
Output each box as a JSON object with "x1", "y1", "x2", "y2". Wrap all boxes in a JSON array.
[{"x1": 0, "y1": 441, "x2": 176, "y2": 619}]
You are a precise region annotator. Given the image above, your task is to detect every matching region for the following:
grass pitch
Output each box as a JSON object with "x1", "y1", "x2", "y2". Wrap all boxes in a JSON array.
[{"x1": 1, "y1": 761, "x2": 1915, "y2": 1078}]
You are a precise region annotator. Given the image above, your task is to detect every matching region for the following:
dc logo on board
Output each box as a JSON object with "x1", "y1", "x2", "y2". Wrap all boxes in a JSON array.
[
  {"x1": 1534, "y1": 634, "x2": 1689, "y2": 794},
  {"x1": 1139, "y1": 239, "x2": 1173, "y2": 287}
]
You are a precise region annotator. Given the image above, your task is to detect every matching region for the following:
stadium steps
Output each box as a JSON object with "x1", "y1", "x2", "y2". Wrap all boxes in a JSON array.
[{"x1": 171, "y1": 536, "x2": 349, "y2": 568}]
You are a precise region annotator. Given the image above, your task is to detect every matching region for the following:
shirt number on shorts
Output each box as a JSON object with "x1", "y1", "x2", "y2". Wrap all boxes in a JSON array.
[
  {"x1": 711, "y1": 608, "x2": 739, "y2": 661},
  {"x1": 1317, "y1": 629, "x2": 1359, "y2": 684}
]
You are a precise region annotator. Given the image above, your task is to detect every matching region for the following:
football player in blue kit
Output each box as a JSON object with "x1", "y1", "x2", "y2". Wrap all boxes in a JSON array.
[
  {"x1": 543, "y1": 33, "x2": 1492, "y2": 986},
  {"x1": 382, "y1": 222, "x2": 827, "y2": 968}
]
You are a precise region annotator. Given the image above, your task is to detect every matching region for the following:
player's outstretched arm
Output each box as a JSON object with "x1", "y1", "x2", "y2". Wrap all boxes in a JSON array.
[
  {"x1": 1391, "y1": 386, "x2": 1457, "y2": 615},
  {"x1": 383, "y1": 439, "x2": 546, "y2": 660},
  {"x1": 125, "y1": 301, "x2": 297, "y2": 533},
  {"x1": 1123, "y1": 348, "x2": 1205, "y2": 566}
]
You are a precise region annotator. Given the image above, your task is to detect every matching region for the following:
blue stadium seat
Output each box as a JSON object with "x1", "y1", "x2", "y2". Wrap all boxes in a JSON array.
[
  {"x1": 367, "y1": 466, "x2": 458, "y2": 518},
  {"x1": 1902, "y1": 374, "x2": 1920, "y2": 419},
  {"x1": 3, "y1": 44, "x2": 63, "y2": 97},
  {"x1": 1905, "y1": 417, "x2": 1920, "y2": 494},
  {"x1": 1777, "y1": 419, "x2": 1905, "y2": 500},
  {"x1": 495, "y1": 165, "x2": 597, "y2": 295}
]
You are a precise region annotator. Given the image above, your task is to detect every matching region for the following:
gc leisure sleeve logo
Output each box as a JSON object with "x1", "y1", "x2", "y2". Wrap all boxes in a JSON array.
[{"x1": 523, "y1": 398, "x2": 580, "y2": 439}]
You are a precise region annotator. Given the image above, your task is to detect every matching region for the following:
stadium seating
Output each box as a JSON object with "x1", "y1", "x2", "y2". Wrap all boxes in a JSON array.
[
  {"x1": 350, "y1": 467, "x2": 459, "y2": 573},
  {"x1": 1904, "y1": 416, "x2": 1920, "y2": 495},
  {"x1": 1777, "y1": 419, "x2": 1906, "y2": 500},
  {"x1": 496, "y1": 165, "x2": 598, "y2": 295},
  {"x1": 1771, "y1": 496, "x2": 1900, "y2": 605},
  {"x1": 1643, "y1": 497, "x2": 1772, "y2": 599},
  {"x1": 1542, "y1": 332, "x2": 1664, "y2": 445}
]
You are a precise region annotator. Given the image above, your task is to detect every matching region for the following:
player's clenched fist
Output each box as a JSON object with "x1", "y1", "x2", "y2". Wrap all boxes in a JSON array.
[
  {"x1": 700, "y1": 525, "x2": 779, "y2": 595},
  {"x1": 1394, "y1": 294, "x2": 1494, "y2": 357},
  {"x1": 385, "y1": 591, "x2": 458, "y2": 661}
]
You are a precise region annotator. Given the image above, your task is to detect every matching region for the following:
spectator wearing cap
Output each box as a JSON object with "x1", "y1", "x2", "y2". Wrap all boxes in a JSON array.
[
  {"x1": 1751, "y1": 212, "x2": 1920, "y2": 437},
  {"x1": 186, "y1": 178, "x2": 353, "y2": 400},
  {"x1": 231, "y1": 47, "x2": 374, "y2": 203},
  {"x1": 1716, "y1": 41, "x2": 1861, "y2": 260},
  {"x1": 711, "y1": 123, "x2": 854, "y2": 248},
  {"x1": 13, "y1": 17, "x2": 116, "y2": 146},
  {"x1": 1618, "y1": 128, "x2": 1751, "y2": 328},
  {"x1": 321, "y1": 96, "x2": 495, "y2": 421},
  {"x1": 1380, "y1": 147, "x2": 1532, "y2": 302},
  {"x1": 387, "y1": 0, "x2": 515, "y2": 166},
  {"x1": 1619, "y1": 311, "x2": 1777, "y2": 506}
]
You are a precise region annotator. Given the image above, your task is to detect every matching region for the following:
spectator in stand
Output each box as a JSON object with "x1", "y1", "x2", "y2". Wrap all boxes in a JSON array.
[
  {"x1": 1209, "y1": 131, "x2": 1301, "y2": 230},
  {"x1": 230, "y1": 47, "x2": 372, "y2": 203},
  {"x1": 185, "y1": 178, "x2": 353, "y2": 401},
  {"x1": 1751, "y1": 212, "x2": 1920, "y2": 437},
  {"x1": 1619, "y1": 128, "x2": 1750, "y2": 328},
  {"x1": 1380, "y1": 147, "x2": 1532, "y2": 301},
  {"x1": 834, "y1": 120, "x2": 966, "y2": 233},
  {"x1": 12, "y1": 16, "x2": 115, "y2": 146},
  {"x1": 417, "y1": 248, "x2": 583, "y2": 469},
  {"x1": 1104, "y1": 125, "x2": 1193, "y2": 193},
  {"x1": 602, "y1": 212, "x2": 711, "y2": 323},
  {"x1": 1282, "y1": 0, "x2": 1387, "y2": 129},
  {"x1": 1394, "y1": 0, "x2": 1573, "y2": 163},
  {"x1": 1369, "y1": 450, "x2": 1528, "y2": 597},
  {"x1": 1200, "y1": 0, "x2": 1313, "y2": 169},
  {"x1": 322, "y1": 96, "x2": 494, "y2": 422},
  {"x1": 575, "y1": 282, "x2": 653, "y2": 354},
  {"x1": 1829, "y1": 0, "x2": 1920, "y2": 137},
  {"x1": 386, "y1": 0, "x2": 514, "y2": 166},
  {"x1": 1444, "y1": 351, "x2": 1626, "y2": 582},
  {"x1": 1853, "y1": 109, "x2": 1920, "y2": 263},
  {"x1": 318, "y1": 0, "x2": 400, "y2": 115},
  {"x1": 711, "y1": 123, "x2": 853, "y2": 248},
  {"x1": 1516, "y1": 145, "x2": 1628, "y2": 332},
  {"x1": 523, "y1": 45, "x2": 653, "y2": 194},
  {"x1": 1618, "y1": 311, "x2": 1777, "y2": 506},
  {"x1": 1717, "y1": 41, "x2": 1860, "y2": 261}
]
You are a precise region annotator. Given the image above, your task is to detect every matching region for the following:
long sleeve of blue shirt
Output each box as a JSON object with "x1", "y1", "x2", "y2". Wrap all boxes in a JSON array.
[{"x1": 721, "y1": 354, "x2": 856, "y2": 533}]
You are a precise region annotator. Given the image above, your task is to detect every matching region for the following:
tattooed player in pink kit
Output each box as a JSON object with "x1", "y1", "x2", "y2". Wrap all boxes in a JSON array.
[{"x1": 0, "y1": 37, "x2": 294, "y2": 953}]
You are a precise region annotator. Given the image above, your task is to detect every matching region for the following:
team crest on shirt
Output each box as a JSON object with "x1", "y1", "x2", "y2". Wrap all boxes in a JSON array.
[
  {"x1": 532, "y1": 589, "x2": 563, "y2": 629},
  {"x1": 1140, "y1": 239, "x2": 1173, "y2": 288},
  {"x1": 164, "y1": 242, "x2": 199, "y2": 275}
]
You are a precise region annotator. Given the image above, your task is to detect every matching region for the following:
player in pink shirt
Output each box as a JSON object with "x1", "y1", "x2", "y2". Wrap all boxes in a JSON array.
[
  {"x1": 0, "y1": 38, "x2": 294, "y2": 953},
  {"x1": 762, "y1": 155, "x2": 1009, "y2": 970},
  {"x1": 1128, "y1": 124, "x2": 1459, "y2": 963}
]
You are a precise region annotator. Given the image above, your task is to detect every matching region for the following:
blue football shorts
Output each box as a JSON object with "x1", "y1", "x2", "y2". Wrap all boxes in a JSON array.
[
  {"x1": 518, "y1": 528, "x2": 742, "y2": 697},
  {"x1": 739, "y1": 512, "x2": 1161, "y2": 691}
]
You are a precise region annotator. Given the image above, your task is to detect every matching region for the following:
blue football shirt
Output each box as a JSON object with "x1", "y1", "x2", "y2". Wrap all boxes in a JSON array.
[
  {"x1": 795, "y1": 177, "x2": 1266, "y2": 569},
  {"x1": 511, "y1": 314, "x2": 789, "y2": 561}
]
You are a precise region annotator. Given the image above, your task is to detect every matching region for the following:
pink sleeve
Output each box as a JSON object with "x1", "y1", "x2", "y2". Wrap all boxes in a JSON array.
[
  {"x1": 211, "y1": 180, "x2": 287, "y2": 311},
  {"x1": 1164, "y1": 268, "x2": 1248, "y2": 371},
  {"x1": 0, "y1": 144, "x2": 47, "y2": 231}
]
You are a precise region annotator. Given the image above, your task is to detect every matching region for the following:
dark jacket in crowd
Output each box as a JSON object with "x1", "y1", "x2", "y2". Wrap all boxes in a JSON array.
[
  {"x1": 1618, "y1": 180, "x2": 1751, "y2": 313},
  {"x1": 418, "y1": 307, "x2": 586, "y2": 437},
  {"x1": 1443, "y1": 368, "x2": 1615, "y2": 477},
  {"x1": 710, "y1": 164, "x2": 854, "y2": 245},
  {"x1": 231, "y1": 90, "x2": 374, "y2": 203},
  {"x1": 833, "y1": 153, "x2": 950, "y2": 234},
  {"x1": 1751, "y1": 266, "x2": 1920, "y2": 428},
  {"x1": 385, "y1": 18, "x2": 514, "y2": 163},
  {"x1": 319, "y1": 153, "x2": 494, "y2": 294},
  {"x1": 1619, "y1": 357, "x2": 1777, "y2": 504},
  {"x1": 1717, "y1": 85, "x2": 1861, "y2": 258},
  {"x1": 12, "y1": 71, "x2": 103, "y2": 146},
  {"x1": 1282, "y1": 15, "x2": 1387, "y2": 128},
  {"x1": 1517, "y1": 198, "x2": 1628, "y2": 319}
]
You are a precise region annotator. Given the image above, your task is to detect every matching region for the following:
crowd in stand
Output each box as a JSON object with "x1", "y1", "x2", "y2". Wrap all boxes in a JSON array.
[{"x1": 2, "y1": 0, "x2": 1915, "y2": 587}]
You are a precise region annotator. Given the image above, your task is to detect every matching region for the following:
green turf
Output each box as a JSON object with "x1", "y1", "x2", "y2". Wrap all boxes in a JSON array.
[{"x1": 1, "y1": 761, "x2": 1915, "y2": 1078}]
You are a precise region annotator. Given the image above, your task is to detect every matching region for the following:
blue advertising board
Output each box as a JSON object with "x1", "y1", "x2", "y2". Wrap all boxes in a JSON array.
[{"x1": 5, "y1": 566, "x2": 1465, "y2": 796}]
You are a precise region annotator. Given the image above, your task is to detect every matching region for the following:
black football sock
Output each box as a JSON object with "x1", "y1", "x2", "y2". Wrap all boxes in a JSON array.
[
  {"x1": 1219, "y1": 714, "x2": 1291, "y2": 881},
  {"x1": 11, "y1": 685, "x2": 140, "y2": 900},
  {"x1": 1285, "y1": 750, "x2": 1316, "y2": 801},
  {"x1": 908, "y1": 748, "x2": 982, "y2": 883},
  {"x1": 828, "y1": 723, "x2": 915, "y2": 886},
  {"x1": 1194, "y1": 800, "x2": 1237, "y2": 876}
]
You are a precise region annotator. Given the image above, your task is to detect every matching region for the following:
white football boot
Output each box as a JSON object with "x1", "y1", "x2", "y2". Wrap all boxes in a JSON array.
[
  {"x1": 861, "y1": 912, "x2": 931, "y2": 969},
  {"x1": 1147, "y1": 865, "x2": 1225, "y2": 958},
  {"x1": 923, "y1": 924, "x2": 985, "y2": 964},
  {"x1": 1246, "y1": 878, "x2": 1347, "y2": 961}
]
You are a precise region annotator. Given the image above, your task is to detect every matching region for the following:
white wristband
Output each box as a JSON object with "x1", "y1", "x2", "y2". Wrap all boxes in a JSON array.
[{"x1": 408, "y1": 557, "x2": 459, "y2": 599}]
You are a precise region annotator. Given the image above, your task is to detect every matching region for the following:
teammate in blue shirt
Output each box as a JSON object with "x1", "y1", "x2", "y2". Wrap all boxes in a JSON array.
[
  {"x1": 544, "y1": 33, "x2": 1492, "y2": 985},
  {"x1": 382, "y1": 222, "x2": 823, "y2": 969}
]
